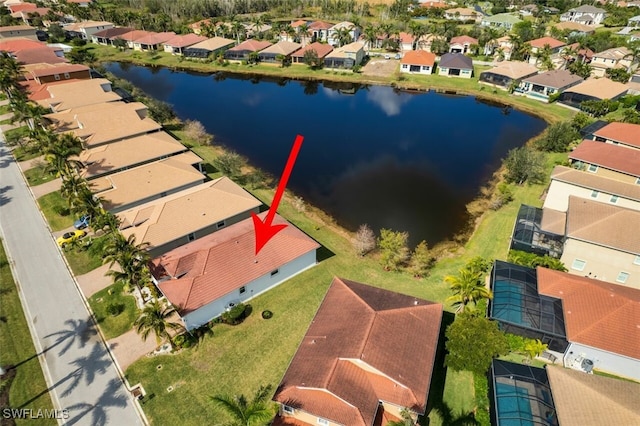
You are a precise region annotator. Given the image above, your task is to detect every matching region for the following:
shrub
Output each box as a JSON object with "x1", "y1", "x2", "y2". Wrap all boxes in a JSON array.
[
  {"x1": 222, "y1": 303, "x2": 247, "y2": 325},
  {"x1": 261, "y1": 310, "x2": 273, "y2": 319},
  {"x1": 106, "y1": 302, "x2": 125, "y2": 317}
]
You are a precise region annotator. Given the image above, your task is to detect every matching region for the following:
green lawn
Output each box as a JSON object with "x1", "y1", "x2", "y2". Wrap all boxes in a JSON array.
[
  {"x1": 36, "y1": 191, "x2": 73, "y2": 231},
  {"x1": 62, "y1": 237, "x2": 106, "y2": 276},
  {"x1": 23, "y1": 165, "x2": 56, "y2": 186},
  {"x1": 0, "y1": 240, "x2": 56, "y2": 426},
  {"x1": 11, "y1": 145, "x2": 42, "y2": 162},
  {"x1": 88, "y1": 282, "x2": 139, "y2": 340}
]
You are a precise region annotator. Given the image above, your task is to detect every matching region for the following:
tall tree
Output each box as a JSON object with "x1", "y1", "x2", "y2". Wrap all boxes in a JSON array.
[
  {"x1": 409, "y1": 240, "x2": 433, "y2": 278},
  {"x1": 445, "y1": 268, "x2": 492, "y2": 313},
  {"x1": 210, "y1": 385, "x2": 275, "y2": 426},
  {"x1": 378, "y1": 228, "x2": 409, "y2": 271},
  {"x1": 134, "y1": 300, "x2": 184, "y2": 350},
  {"x1": 103, "y1": 233, "x2": 150, "y2": 293},
  {"x1": 331, "y1": 26, "x2": 353, "y2": 47},
  {"x1": 503, "y1": 146, "x2": 546, "y2": 185}
]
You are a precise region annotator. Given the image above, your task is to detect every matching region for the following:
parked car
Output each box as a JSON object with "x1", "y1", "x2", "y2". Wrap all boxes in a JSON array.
[
  {"x1": 57, "y1": 230, "x2": 86, "y2": 248},
  {"x1": 74, "y1": 215, "x2": 91, "y2": 230},
  {"x1": 384, "y1": 54, "x2": 391, "y2": 60},
  {"x1": 394, "y1": 53, "x2": 401, "y2": 60}
]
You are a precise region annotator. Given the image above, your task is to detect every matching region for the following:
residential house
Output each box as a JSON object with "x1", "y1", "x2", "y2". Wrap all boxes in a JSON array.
[
  {"x1": 182, "y1": 37, "x2": 235, "y2": 59},
  {"x1": 0, "y1": 25, "x2": 36, "y2": 40},
  {"x1": 590, "y1": 46, "x2": 634, "y2": 77},
  {"x1": 308, "y1": 20, "x2": 332, "y2": 43},
  {"x1": 561, "y1": 5, "x2": 607, "y2": 26},
  {"x1": 444, "y1": 8, "x2": 481, "y2": 22},
  {"x1": 257, "y1": 40, "x2": 301, "y2": 63},
  {"x1": 12, "y1": 7, "x2": 51, "y2": 25},
  {"x1": 243, "y1": 23, "x2": 272, "y2": 38},
  {"x1": 89, "y1": 151, "x2": 204, "y2": 213},
  {"x1": 132, "y1": 31, "x2": 176, "y2": 51},
  {"x1": 593, "y1": 122, "x2": 640, "y2": 150},
  {"x1": 116, "y1": 30, "x2": 153, "y2": 49},
  {"x1": 553, "y1": 21, "x2": 596, "y2": 35},
  {"x1": 45, "y1": 102, "x2": 162, "y2": 148},
  {"x1": 188, "y1": 19, "x2": 213, "y2": 35},
  {"x1": 399, "y1": 33, "x2": 440, "y2": 52},
  {"x1": 481, "y1": 13, "x2": 522, "y2": 31},
  {"x1": 119, "y1": 177, "x2": 262, "y2": 257},
  {"x1": 76, "y1": 131, "x2": 188, "y2": 180},
  {"x1": 569, "y1": 140, "x2": 640, "y2": 184},
  {"x1": 400, "y1": 50, "x2": 436, "y2": 74},
  {"x1": 449, "y1": 35, "x2": 478, "y2": 54},
  {"x1": 438, "y1": 52, "x2": 473, "y2": 78},
  {"x1": 6, "y1": 2, "x2": 37, "y2": 14},
  {"x1": 323, "y1": 41, "x2": 365, "y2": 69},
  {"x1": 150, "y1": 212, "x2": 320, "y2": 330},
  {"x1": 327, "y1": 21, "x2": 360, "y2": 47},
  {"x1": 543, "y1": 166, "x2": 640, "y2": 212},
  {"x1": 63, "y1": 21, "x2": 113, "y2": 40},
  {"x1": 272, "y1": 277, "x2": 443, "y2": 425},
  {"x1": 163, "y1": 34, "x2": 207, "y2": 55},
  {"x1": 489, "y1": 261, "x2": 640, "y2": 381},
  {"x1": 0, "y1": 38, "x2": 67, "y2": 65},
  {"x1": 527, "y1": 36, "x2": 566, "y2": 67},
  {"x1": 224, "y1": 39, "x2": 272, "y2": 61},
  {"x1": 518, "y1": 69, "x2": 583, "y2": 101},
  {"x1": 398, "y1": 31, "x2": 415, "y2": 52},
  {"x1": 90, "y1": 27, "x2": 133, "y2": 45},
  {"x1": 483, "y1": 35, "x2": 514, "y2": 60},
  {"x1": 26, "y1": 63, "x2": 90, "y2": 84},
  {"x1": 37, "y1": 78, "x2": 121, "y2": 112},
  {"x1": 509, "y1": 203, "x2": 565, "y2": 257},
  {"x1": 290, "y1": 42, "x2": 333, "y2": 64},
  {"x1": 479, "y1": 61, "x2": 539, "y2": 90},
  {"x1": 557, "y1": 78, "x2": 628, "y2": 108}
]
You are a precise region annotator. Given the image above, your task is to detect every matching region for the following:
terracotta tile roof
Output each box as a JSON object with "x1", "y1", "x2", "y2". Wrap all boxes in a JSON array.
[
  {"x1": 12, "y1": 7, "x2": 49, "y2": 17},
  {"x1": 116, "y1": 30, "x2": 153, "y2": 42},
  {"x1": 569, "y1": 140, "x2": 640, "y2": 178},
  {"x1": 481, "y1": 61, "x2": 539, "y2": 79},
  {"x1": 38, "y1": 78, "x2": 121, "y2": 111},
  {"x1": 551, "y1": 165, "x2": 640, "y2": 202},
  {"x1": 290, "y1": 20, "x2": 309, "y2": 28},
  {"x1": 258, "y1": 40, "x2": 301, "y2": 56},
  {"x1": 537, "y1": 267, "x2": 640, "y2": 359},
  {"x1": 546, "y1": 365, "x2": 640, "y2": 426},
  {"x1": 593, "y1": 122, "x2": 640, "y2": 148},
  {"x1": 450, "y1": 35, "x2": 478, "y2": 45},
  {"x1": 565, "y1": 196, "x2": 640, "y2": 254},
  {"x1": 152, "y1": 212, "x2": 319, "y2": 313},
  {"x1": 398, "y1": 31, "x2": 414, "y2": 43},
  {"x1": 92, "y1": 27, "x2": 133, "y2": 39},
  {"x1": 439, "y1": 52, "x2": 473, "y2": 69},
  {"x1": 134, "y1": 31, "x2": 176, "y2": 46},
  {"x1": 528, "y1": 36, "x2": 566, "y2": 49},
  {"x1": 90, "y1": 151, "x2": 204, "y2": 211},
  {"x1": 290, "y1": 42, "x2": 333, "y2": 59},
  {"x1": 164, "y1": 33, "x2": 207, "y2": 48},
  {"x1": 308, "y1": 20, "x2": 332, "y2": 30},
  {"x1": 8, "y1": 2, "x2": 36, "y2": 13},
  {"x1": 186, "y1": 37, "x2": 235, "y2": 52},
  {"x1": 77, "y1": 131, "x2": 187, "y2": 179},
  {"x1": 227, "y1": 39, "x2": 272, "y2": 53},
  {"x1": 562, "y1": 78, "x2": 628, "y2": 100},
  {"x1": 13, "y1": 46, "x2": 67, "y2": 65},
  {"x1": 401, "y1": 50, "x2": 436, "y2": 66},
  {"x1": 273, "y1": 278, "x2": 442, "y2": 425},
  {"x1": 522, "y1": 69, "x2": 583, "y2": 89},
  {"x1": 28, "y1": 63, "x2": 89, "y2": 78},
  {"x1": 118, "y1": 177, "x2": 261, "y2": 251}
]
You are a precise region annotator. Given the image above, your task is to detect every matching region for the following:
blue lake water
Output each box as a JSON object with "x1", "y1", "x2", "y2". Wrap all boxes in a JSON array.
[{"x1": 105, "y1": 63, "x2": 547, "y2": 246}]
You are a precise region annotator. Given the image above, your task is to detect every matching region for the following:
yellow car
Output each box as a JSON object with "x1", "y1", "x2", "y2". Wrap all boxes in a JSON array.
[{"x1": 57, "y1": 230, "x2": 86, "y2": 248}]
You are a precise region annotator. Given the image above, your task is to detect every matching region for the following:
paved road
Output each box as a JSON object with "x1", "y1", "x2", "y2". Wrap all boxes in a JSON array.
[{"x1": 0, "y1": 137, "x2": 144, "y2": 426}]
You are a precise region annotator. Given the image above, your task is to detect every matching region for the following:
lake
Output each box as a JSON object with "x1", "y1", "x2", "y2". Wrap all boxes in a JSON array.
[{"x1": 105, "y1": 63, "x2": 547, "y2": 247}]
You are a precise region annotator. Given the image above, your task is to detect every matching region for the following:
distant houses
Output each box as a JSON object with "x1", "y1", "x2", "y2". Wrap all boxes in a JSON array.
[
  {"x1": 438, "y1": 52, "x2": 473, "y2": 78},
  {"x1": 479, "y1": 61, "x2": 539, "y2": 90},
  {"x1": 400, "y1": 50, "x2": 436, "y2": 74},
  {"x1": 323, "y1": 41, "x2": 365, "y2": 69}
]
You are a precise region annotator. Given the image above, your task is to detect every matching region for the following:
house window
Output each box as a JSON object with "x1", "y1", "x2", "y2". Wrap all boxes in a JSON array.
[
  {"x1": 239, "y1": 286, "x2": 246, "y2": 294},
  {"x1": 54, "y1": 74, "x2": 60, "y2": 80},
  {"x1": 422, "y1": 66, "x2": 430, "y2": 70},
  {"x1": 216, "y1": 221, "x2": 225, "y2": 229},
  {"x1": 634, "y1": 255, "x2": 640, "y2": 265},
  {"x1": 64, "y1": 72, "x2": 70, "y2": 79},
  {"x1": 282, "y1": 405, "x2": 294, "y2": 415},
  {"x1": 402, "y1": 64, "x2": 407, "y2": 69},
  {"x1": 187, "y1": 232, "x2": 196, "y2": 242},
  {"x1": 587, "y1": 164, "x2": 598, "y2": 173},
  {"x1": 590, "y1": 190, "x2": 599, "y2": 198},
  {"x1": 270, "y1": 269, "x2": 279, "y2": 277},
  {"x1": 616, "y1": 272, "x2": 629, "y2": 283},
  {"x1": 571, "y1": 259, "x2": 586, "y2": 271},
  {"x1": 317, "y1": 418, "x2": 329, "y2": 426},
  {"x1": 635, "y1": 177, "x2": 640, "y2": 185},
  {"x1": 610, "y1": 195, "x2": 619, "y2": 204}
]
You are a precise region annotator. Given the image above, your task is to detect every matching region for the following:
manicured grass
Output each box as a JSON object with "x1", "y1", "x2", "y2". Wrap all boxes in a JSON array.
[
  {"x1": 88, "y1": 281, "x2": 139, "y2": 340},
  {"x1": 11, "y1": 145, "x2": 41, "y2": 162},
  {"x1": 3, "y1": 125, "x2": 30, "y2": 141},
  {"x1": 36, "y1": 191, "x2": 73, "y2": 231},
  {"x1": 23, "y1": 165, "x2": 56, "y2": 186},
  {"x1": 0, "y1": 103, "x2": 10, "y2": 115},
  {"x1": 498, "y1": 353, "x2": 547, "y2": 368},
  {"x1": 0, "y1": 240, "x2": 56, "y2": 425},
  {"x1": 63, "y1": 235, "x2": 108, "y2": 276}
]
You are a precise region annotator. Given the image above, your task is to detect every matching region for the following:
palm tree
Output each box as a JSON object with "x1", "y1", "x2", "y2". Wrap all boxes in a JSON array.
[
  {"x1": 331, "y1": 26, "x2": 353, "y2": 48},
  {"x1": 103, "y1": 233, "x2": 150, "y2": 292},
  {"x1": 362, "y1": 24, "x2": 378, "y2": 51},
  {"x1": 623, "y1": 41, "x2": 640, "y2": 74},
  {"x1": 43, "y1": 133, "x2": 83, "y2": 179},
  {"x1": 134, "y1": 300, "x2": 184, "y2": 350},
  {"x1": 0, "y1": 52, "x2": 22, "y2": 98},
  {"x1": 445, "y1": 268, "x2": 493, "y2": 313},
  {"x1": 60, "y1": 172, "x2": 87, "y2": 201},
  {"x1": 408, "y1": 21, "x2": 427, "y2": 51},
  {"x1": 210, "y1": 385, "x2": 275, "y2": 426},
  {"x1": 386, "y1": 408, "x2": 416, "y2": 426},
  {"x1": 231, "y1": 19, "x2": 245, "y2": 44},
  {"x1": 297, "y1": 22, "x2": 309, "y2": 45}
]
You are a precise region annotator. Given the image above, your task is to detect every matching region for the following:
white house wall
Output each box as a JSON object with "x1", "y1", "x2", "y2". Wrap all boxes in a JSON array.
[
  {"x1": 543, "y1": 180, "x2": 640, "y2": 212},
  {"x1": 564, "y1": 342, "x2": 640, "y2": 382},
  {"x1": 181, "y1": 250, "x2": 317, "y2": 330}
]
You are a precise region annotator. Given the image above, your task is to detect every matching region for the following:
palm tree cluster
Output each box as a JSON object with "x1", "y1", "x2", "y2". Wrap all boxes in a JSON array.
[
  {"x1": 103, "y1": 233, "x2": 150, "y2": 294},
  {"x1": 0, "y1": 52, "x2": 22, "y2": 100},
  {"x1": 445, "y1": 257, "x2": 493, "y2": 314},
  {"x1": 210, "y1": 384, "x2": 275, "y2": 426}
]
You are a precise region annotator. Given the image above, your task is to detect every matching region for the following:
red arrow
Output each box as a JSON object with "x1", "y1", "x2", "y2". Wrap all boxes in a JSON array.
[{"x1": 251, "y1": 134, "x2": 304, "y2": 255}]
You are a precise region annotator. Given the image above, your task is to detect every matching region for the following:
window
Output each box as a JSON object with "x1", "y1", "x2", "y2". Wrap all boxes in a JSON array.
[
  {"x1": 64, "y1": 72, "x2": 70, "y2": 79},
  {"x1": 402, "y1": 64, "x2": 407, "y2": 69},
  {"x1": 187, "y1": 232, "x2": 196, "y2": 242},
  {"x1": 54, "y1": 74, "x2": 60, "y2": 80},
  {"x1": 422, "y1": 65, "x2": 430, "y2": 70},
  {"x1": 634, "y1": 256, "x2": 640, "y2": 265},
  {"x1": 270, "y1": 269, "x2": 279, "y2": 277},
  {"x1": 239, "y1": 286, "x2": 246, "y2": 294},
  {"x1": 282, "y1": 405, "x2": 294, "y2": 415},
  {"x1": 636, "y1": 177, "x2": 640, "y2": 185},
  {"x1": 616, "y1": 272, "x2": 629, "y2": 283},
  {"x1": 587, "y1": 164, "x2": 598, "y2": 173},
  {"x1": 590, "y1": 190, "x2": 599, "y2": 198},
  {"x1": 216, "y1": 221, "x2": 225, "y2": 229},
  {"x1": 317, "y1": 419, "x2": 329, "y2": 426},
  {"x1": 610, "y1": 195, "x2": 618, "y2": 204},
  {"x1": 571, "y1": 259, "x2": 586, "y2": 271}
]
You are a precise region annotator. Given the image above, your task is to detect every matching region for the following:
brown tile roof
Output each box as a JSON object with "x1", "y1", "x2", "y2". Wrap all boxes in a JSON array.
[
  {"x1": 38, "y1": 78, "x2": 121, "y2": 111},
  {"x1": 13, "y1": 47, "x2": 67, "y2": 65},
  {"x1": 8, "y1": 3, "x2": 36, "y2": 13},
  {"x1": 290, "y1": 42, "x2": 333, "y2": 59},
  {"x1": 439, "y1": 52, "x2": 473, "y2": 69},
  {"x1": 116, "y1": 30, "x2": 153, "y2": 42},
  {"x1": 593, "y1": 122, "x2": 640, "y2": 148},
  {"x1": 481, "y1": 61, "x2": 539, "y2": 79},
  {"x1": 118, "y1": 177, "x2": 262, "y2": 250},
  {"x1": 163, "y1": 33, "x2": 207, "y2": 48},
  {"x1": 565, "y1": 196, "x2": 640, "y2": 254},
  {"x1": 569, "y1": 140, "x2": 640, "y2": 178},
  {"x1": 77, "y1": 131, "x2": 187, "y2": 179},
  {"x1": 134, "y1": 31, "x2": 176, "y2": 46},
  {"x1": 551, "y1": 165, "x2": 640, "y2": 202},
  {"x1": 546, "y1": 365, "x2": 640, "y2": 425},
  {"x1": 273, "y1": 278, "x2": 442, "y2": 425},
  {"x1": 152, "y1": 212, "x2": 319, "y2": 313},
  {"x1": 528, "y1": 36, "x2": 566, "y2": 49},
  {"x1": 309, "y1": 20, "x2": 333, "y2": 30},
  {"x1": 227, "y1": 39, "x2": 272, "y2": 52},
  {"x1": 537, "y1": 267, "x2": 640, "y2": 359},
  {"x1": 186, "y1": 37, "x2": 235, "y2": 52},
  {"x1": 28, "y1": 63, "x2": 89, "y2": 78},
  {"x1": 0, "y1": 24, "x2": 35, "y2": 32},
  {"x1": 540, "y1": 207, "x2": 566, "y2": 234},
  {"x1": 290, "y1": 20, "x2": 309, "y2": 28},
  {"x1": 562, "y1": 78, "x2": 628, "y2": 100},
  {"x1": 450, "y1": 35, "x2": 478, "y2": 45},
  {"x1": 90, "y1": 151, "x2": 204, "y2": 211},
  {"x1": 258, "y1": 40, "x2": 301, "y2": 56},
  {"x1": 553, "y1": 21, "x2": 596, "y2": 33},
  {"x1": 522, "y1": 69, "x2": 583, "y2": 89},
  {"x1": 401, "y1": 50, "x2": 436, "y2": 66}
]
